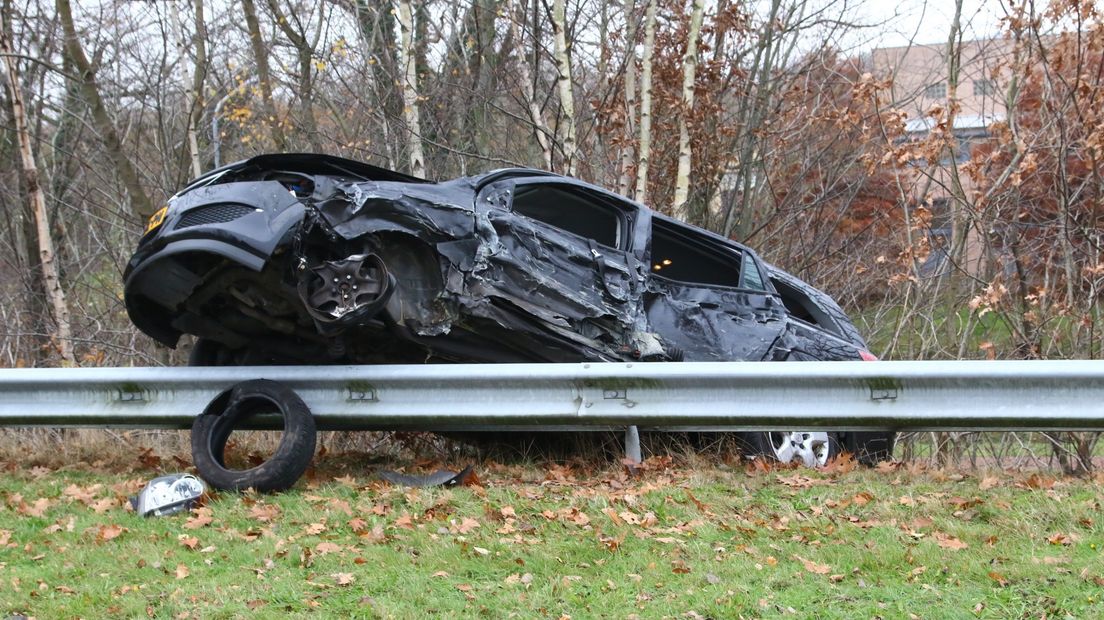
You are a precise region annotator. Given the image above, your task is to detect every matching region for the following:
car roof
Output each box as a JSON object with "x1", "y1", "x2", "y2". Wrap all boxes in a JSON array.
[
  {"x1": 471, "y1": 168, "x2": 763, "y2": 255},
  {"x1": 181, "y1": 153, "x2": 428, "y2": 191}
]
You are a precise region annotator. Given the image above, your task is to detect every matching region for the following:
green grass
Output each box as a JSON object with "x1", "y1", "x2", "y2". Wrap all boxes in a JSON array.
[
  {"x1": 857, "y1": 301, "x2": 1019, "y2": 360},
  {"x1": 1, "y1": 457, "x2": 1102, "y2": 618}
]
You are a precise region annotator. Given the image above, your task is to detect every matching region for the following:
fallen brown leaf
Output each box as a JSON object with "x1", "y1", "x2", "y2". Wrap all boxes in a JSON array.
[
  {"x1": 851, "y1": 492, "x2": 874, "y2": 506},
  {"x1": 361, "y1": 524, "x2": 387, "y2": 543},
  {"x1": 328, "y1": 498, "x2": 353, "y2": 516},
  {"x1": 90, "y1": 498, "x2": 117, "y2": 514},
  {"x1": 1047, "y1": 533, "x2": 1072, "y2": 546},
  {"x1": 454, "y1": 517, "x2": 480, "y2": 534},
  {"x1": 97, "y1": 524, "x2": 125, "y2": 542},
  {"x1": 19, "y1": 497, "x2": 51, "y2": 518},
  {"x1": 794, "y1": 554, "x2": 831, "y2": 575},
  {"x1": 183, "y1": 507, "x2": 214, "y2": 530},
  {"x1": 62, "y1": 484, "x2": 100, "y2": 504},
  {"x1": 933, "y1": 532, "x2": 968, "y2": 550},
  {"x1": 315, "y1": 542, "x2": 342, "y2": 555},
  {"x1": 777, "y1": 474, "x2": 824, "y2": 489},
  {"x1": 249, "y1": 503, "x2": 280, "y2": 522},
  {"x1": 823, "y1": 452, "x2": 857, "y2": 474},
  {"x1": 873, "y1": 460, "x2": 899, "y2": 473},
  {"x1": 1019, "y1": 474, "x2": 1056, "y2": 490}
]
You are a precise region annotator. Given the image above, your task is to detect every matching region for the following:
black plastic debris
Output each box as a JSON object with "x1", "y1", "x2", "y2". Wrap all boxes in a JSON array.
[{"x1": 378, "y1": 465, "x2": 476, "y2": 488}]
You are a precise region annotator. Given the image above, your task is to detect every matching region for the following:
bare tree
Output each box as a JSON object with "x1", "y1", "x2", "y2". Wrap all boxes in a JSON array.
[
  {"x1": 168, "y1": 0, "x2": 207, "y2": 177},
  {"x1": 56, "y1": 0, "x2": 155, "y2": 219},
  {"x1": 672, "y1": 0, "x2": 704, "y2": 219},
  {"x1": 264, "y1": 0, "x2": 323, "y2": 150},
  {"x1": 634, "y1": 0, "x2": 656, "y2": 203},
  {"x1": 241, "y1": 0, "x2": 286, "y2": 150},
  {"x1": 508, "y1": 0, "x2": 552, "y2": 170},
  {"x1": 616, "y1": 0, "x2": 639, "y2": 197},
  {"x1": 549, "y1": 0, "x2": 577, "y2": 175},
  {"x1": 396, "y1": 0, "x2": 427, "y2": 177},
  {"x1": 1, "y1": 24, "x2": 75, "y2": 365}
]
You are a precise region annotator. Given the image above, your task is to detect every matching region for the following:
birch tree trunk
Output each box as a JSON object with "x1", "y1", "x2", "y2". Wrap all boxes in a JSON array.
[
  {"x1": 617, "y1": 0, "x2": 638, "y2": 197},
  {"x1": 242, "y1": 0, "x2": 286, "y2": 150},
  {"x1": 1, "y1": 28, "x2": 76, "y2": 366},
  {"x1": 508, "y1": 0, "x2": 552, "y2": 169},
  {"x1": 169, "y1": 0, "x2": 206, "y2": 177},
  {"x1": 396, "y1": 0, "x2": 427, "y2": 177},
  {"x1": 57, "y1": 0, "x2": 156, "y2": 219},
  {"x1": 550, "y1": 0, "x2": 577, "y2": 175},
  {"x1": 634, "y1": 0, "x2": 657, "y2": 203},
  {"x1": 672, "y1": 0, "x2": 705, "y2": 219}
]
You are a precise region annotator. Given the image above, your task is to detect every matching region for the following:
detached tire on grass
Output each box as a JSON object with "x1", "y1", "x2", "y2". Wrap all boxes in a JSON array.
[{"x1": 191, "y1": 379, "x2": 317, "y2": 492}]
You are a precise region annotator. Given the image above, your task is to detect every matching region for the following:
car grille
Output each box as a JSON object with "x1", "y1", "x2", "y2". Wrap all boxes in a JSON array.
[{"x1": 175, "y1": 203, "x2": 256, "y2": 229}]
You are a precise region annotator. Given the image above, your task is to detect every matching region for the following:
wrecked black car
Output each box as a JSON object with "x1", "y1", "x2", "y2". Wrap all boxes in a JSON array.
[{"x1": 124, "y1": 153, "x2": 894, "y2": 467}]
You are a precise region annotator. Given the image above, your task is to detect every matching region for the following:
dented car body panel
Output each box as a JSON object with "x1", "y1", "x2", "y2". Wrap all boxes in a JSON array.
[{"x1": 124, "y1": 153, "x2": 865, "y2": 367}]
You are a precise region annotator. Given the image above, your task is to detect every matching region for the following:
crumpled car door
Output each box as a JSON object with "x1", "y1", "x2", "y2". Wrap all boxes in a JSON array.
[
  {"x1": 644, "y1": 281, "x2": 785, "y2": 361},
  {"x1": 643, "y1": 218, "x2": 785, "y2": 361},
  {"x1": 472, "y1": 179, "x2": 644, "y2": 353}
]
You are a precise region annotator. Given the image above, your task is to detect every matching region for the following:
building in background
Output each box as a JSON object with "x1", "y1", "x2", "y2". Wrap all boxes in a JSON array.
[{"x1": 872, "y1": 39, "x2": 1013, "y2": 278}]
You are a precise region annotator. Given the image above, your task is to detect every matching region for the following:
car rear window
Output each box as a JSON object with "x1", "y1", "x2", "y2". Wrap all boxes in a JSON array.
[
  {"x1": 649, "y1": 220, "x2": 746, "y2": 288},
  {"x1": 770, "y1": 275, "x2": 840, "y2": 335}
]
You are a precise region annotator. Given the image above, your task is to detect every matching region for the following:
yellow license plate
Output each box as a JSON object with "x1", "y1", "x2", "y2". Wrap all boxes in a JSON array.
[{"x1": 145, "y1": 206, "x2": 168, "y2": 234}]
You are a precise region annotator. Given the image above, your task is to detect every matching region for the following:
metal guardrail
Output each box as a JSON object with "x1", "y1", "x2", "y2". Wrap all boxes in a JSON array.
[{"x1": 0, "y1": 360, "x2": 1102, "y2": 432}]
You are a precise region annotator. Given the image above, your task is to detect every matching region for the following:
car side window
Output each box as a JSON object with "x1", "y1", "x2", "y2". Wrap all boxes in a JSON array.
[
  {"x1": 510, "y1": 183, "x2": 625, "y2": 249},
  {"x1": 741, "y1": 255, "x2": 766, "y2": 290},
  {"x1": 650, "y1": 218, "x2": 765, "y2": 290}
]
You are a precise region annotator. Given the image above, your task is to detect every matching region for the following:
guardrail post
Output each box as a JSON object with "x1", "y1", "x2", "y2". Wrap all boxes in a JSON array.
[{"x1": 624, "y1": 425, "x2": 642, "y2": 465}]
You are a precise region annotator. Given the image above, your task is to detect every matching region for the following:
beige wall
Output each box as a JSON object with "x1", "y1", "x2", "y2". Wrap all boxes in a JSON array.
[{"x1": 872, "y1": 38, "x2": 1013, "y2": 121}]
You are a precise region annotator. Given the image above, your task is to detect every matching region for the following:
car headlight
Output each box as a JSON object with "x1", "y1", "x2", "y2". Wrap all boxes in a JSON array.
[{"x1": 129, "y1": 473, "x2": 205, "y2": 517}]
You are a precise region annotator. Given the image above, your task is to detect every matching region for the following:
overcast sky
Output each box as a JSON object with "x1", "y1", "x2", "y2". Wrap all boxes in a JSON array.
[{"x1": 842, "y1": 0, "x2": 1007, "y2": 51}]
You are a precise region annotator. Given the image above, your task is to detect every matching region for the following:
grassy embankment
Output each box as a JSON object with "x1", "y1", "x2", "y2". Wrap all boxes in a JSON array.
[{"x1": 2, "y1": 453, "x2": 1101, "y2": 618}]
